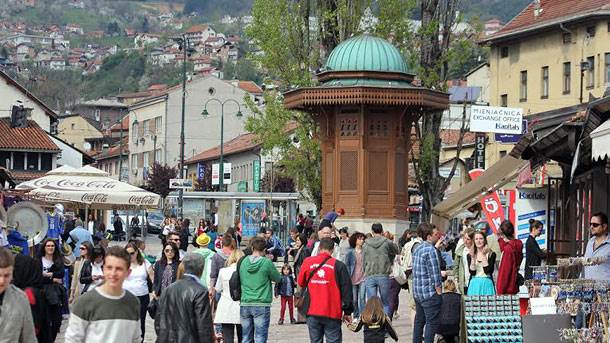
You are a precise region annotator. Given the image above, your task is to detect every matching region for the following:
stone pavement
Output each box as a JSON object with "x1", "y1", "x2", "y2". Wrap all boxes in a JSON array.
[{"x1": 56, "y1": 234, "x2": 415, "y2": 342}]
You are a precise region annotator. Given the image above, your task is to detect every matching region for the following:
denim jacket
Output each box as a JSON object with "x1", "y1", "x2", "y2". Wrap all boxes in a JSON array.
[
  {"x1": 344, "y1": 248, "x2": 356, "y2": 277},
  {"x1": 274, "y1": 275, "x2": 295, "y2": 297}
]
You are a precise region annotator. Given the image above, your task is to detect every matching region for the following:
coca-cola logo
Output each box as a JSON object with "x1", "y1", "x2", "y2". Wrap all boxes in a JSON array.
[
  {"x1": 81, "y1": 193, "x2": 109, "y2": 203},
  {"x1": 128, "y1": 195, "x2": 158, "y2": 206},
  {"x1": 31, "y1": 178, "x2": 117, "y2": 190}
]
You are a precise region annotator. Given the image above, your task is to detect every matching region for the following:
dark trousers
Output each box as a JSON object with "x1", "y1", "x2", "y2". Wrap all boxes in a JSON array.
[
  {"x1": 221, "y1": 323, "x2": 242, "y2": 343},
  {"x1": 442, "y1": 335, "x2": 458, "y2": 343},
  {"x1": 137, "y1": 294, "x2": 150, "y2": 341},
  {"x1": 280, "y1": 295, "x2": 294, "y2": 321},
  {"x1": 413, "y1": 294, "x2": 442, "y2": 343},
  {"x1": 306, "y1": 316, "x2": 342, "y2": 343},
  {"x1": 388, "y1": 278, "x2": 401, "y2": 319},
  {"x1": 48, "y1": 304, "x2": 62, "y2": 342}
]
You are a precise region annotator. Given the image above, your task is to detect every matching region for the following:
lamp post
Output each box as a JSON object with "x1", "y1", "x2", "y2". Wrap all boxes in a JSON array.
[
  {"x1": 172, "y1": 34, "x2": 193, "y2": 218},
  {"x1": 201, "y1": 99, "x2": 242, "y2": 191}
]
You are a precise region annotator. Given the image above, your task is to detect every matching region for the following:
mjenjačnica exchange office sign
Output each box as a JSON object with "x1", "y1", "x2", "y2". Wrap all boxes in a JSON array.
[{"x1": 469, "y1": 105, "x2": 523, "y2": 134}]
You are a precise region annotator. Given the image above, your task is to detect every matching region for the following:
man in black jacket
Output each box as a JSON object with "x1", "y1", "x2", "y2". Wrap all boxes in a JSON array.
[{"x1": 155, "y1": 252, "x2": 215, "y2": 343}]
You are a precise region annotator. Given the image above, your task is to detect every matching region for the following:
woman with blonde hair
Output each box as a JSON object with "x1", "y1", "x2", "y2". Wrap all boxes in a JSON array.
[{"x1": 214, "y1": 249, "x2": 245, "y2": 343}]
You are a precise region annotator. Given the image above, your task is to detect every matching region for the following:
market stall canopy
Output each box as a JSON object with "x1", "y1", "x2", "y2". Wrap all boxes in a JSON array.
[
  {"x1": 591, "y1": 119, "x2": 610, "y2": 161},
  {"x1": 15, "y1": 166, "x2": 160, "y2": 209},
  {"x1": 431, "y1": 140, "x2": 531, "y2": 230}
]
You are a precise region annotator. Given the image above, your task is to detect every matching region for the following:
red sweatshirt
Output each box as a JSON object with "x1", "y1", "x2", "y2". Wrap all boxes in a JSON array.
[
  {"x1": 496, "y1": 238, "x2": 523, "y2": 295},
  {"x1": 297, "y1": 252, "x2": 353, "y2": 320}
]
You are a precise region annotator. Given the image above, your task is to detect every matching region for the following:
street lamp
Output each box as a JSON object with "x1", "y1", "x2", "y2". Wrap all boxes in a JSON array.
[{"x1": 201, "y1": 98, "x2": 243, "y2": 191}]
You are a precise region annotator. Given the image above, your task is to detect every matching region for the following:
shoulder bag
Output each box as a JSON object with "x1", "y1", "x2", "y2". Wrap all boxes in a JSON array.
[{"x1": 295, "y1": 256, "x2": 331, "y2": 311}]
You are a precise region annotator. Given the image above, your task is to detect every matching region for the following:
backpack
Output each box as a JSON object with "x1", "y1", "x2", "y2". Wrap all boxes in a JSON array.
[{"x1": 229, "y1": 256, "x2": 246, "y2": 301}]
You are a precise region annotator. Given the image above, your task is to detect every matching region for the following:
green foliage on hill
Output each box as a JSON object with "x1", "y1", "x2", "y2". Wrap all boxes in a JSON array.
[{"x1": 461, "y1": 0, "x2": 531, "y2": 22}]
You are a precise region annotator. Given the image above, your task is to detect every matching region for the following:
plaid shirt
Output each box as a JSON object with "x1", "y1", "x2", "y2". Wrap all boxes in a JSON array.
[{"x1": 412, "y1": 241, "x2": 442, "y2": 301}]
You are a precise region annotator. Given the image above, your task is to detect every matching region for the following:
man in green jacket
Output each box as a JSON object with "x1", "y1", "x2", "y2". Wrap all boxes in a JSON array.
[
  {"x1": 240, "y1": 236, "x2": 281, "y2": 343},
  {"x1": 362, "y1": 223, "x2": 400, "y2": 316}
]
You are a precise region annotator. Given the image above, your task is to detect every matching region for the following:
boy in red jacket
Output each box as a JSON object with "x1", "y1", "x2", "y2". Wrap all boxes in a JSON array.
[{"x1": 298, "y1": 238, "x2": 353, "y2": 343}]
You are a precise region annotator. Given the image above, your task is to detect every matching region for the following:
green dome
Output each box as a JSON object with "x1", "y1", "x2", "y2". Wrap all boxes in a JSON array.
[{"x1": 325, "y1": 35, "x2": 409, "y2": 74}]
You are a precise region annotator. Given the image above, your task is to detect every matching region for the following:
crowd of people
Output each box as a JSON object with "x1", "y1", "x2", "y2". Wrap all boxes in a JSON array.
[{"x1": 4, "y1": 206, "x2": 601, "y2": 343}]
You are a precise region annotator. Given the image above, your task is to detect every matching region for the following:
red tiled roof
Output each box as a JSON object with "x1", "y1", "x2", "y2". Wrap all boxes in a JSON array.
[
  {"x1": 12, "y1": 170, "x2": 47, "y2": 182},
  {"x1": 147, "y1": 84, "x2": 167, "y2": 91},
  {"x1": 440, "y1": 129, "x2": 476, "y2": 146},
  {"x1": 110, "y1": 115, "x2": 129, "y2": 131},
  {"x1": 487, "y1": 0, "x2": 610, "y2": 41},
  {"x1": 186, "y1": 24, "x2": 209, "y2": 33},
  {"x1": 186, "y1": 132, "x2": 260, "y2": 164},
  {"x1": 237, "y1": 81, "x2": 263, "y2": 95},
  {"x1": 0, "y1": 119, "x2": 60, "y2": 151},
  {"x1": 94, "y1": 143, "x2": 128, "y2": 160}
]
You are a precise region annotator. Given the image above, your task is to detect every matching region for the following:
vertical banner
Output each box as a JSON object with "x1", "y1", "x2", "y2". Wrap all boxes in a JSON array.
[
  {"x1": 516, "y1": 188, "x2": 548, "y2": 250},
  {"x1": 197, "y1": 162, "x2": 205, "y2": 180},
  {"x1": 474, "y1": 133, "x2": 486, "y2": 169},
  {"x1": 223, "y1": 163, "x2": 232, "y2": 185},
  {"x1": 253, "y1": 160, "x2": 260, "y2": 192},
  {"x1": 241, "y1": 200, "x2": 266, "y2": 237},
  {"x1": 469, "y1": 169, "x2": 505, "y2": 234},
  {"x1": 504, "y1": 189, "x2": 517, "y2": 226},
  {"x1": 211, "y1": 163, "x2": 220, "y2": 185}
]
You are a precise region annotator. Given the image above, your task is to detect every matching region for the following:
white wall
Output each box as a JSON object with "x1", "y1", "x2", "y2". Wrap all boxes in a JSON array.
[
  {"x1": 0, "y1": 78, "x2": 52, "y2": 131},
  {"x1": 49, "y1": 135, "x2": 84, "y2": 168}
]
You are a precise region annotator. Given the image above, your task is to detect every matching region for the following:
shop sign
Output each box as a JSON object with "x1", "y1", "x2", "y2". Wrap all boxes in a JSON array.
[
  {"x1": 223, "y1": 163, "x2": 232, "y2": 185},
  {"x1": 196, "y1": 162, "x2": 205, "y2": 180},
  {"x1": 469, "y1": 169, "x2": 504, "y2": 234},
  {"x1": 237, "y1": 181, "x2": 248, "y2": 192},
  {"x1": 495, "y1": 120, "x2": 528, "y2": 143},
  {"x1": 474, "y1": 133, "x2": 486, "y2": 170},
  {"x1": 253, "y1": 160, "x2": 260, "y2": 192},
  {"x1": 211, "y1": 164, "x2": 220, "y2": 185},
  {"x1": 470, "y1": 105, "x2": 523, "y2": 134},
  {"x1": 169, "y1": 178, "x2": 193, "y2": 190},
  {"x1": 516, "y1": 187, "x2": 548, "y2": 250}
]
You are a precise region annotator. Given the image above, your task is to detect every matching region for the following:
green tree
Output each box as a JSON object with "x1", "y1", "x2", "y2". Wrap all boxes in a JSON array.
[{"x1": 223, "y1": 59, "x2": 262, "y2": 84}]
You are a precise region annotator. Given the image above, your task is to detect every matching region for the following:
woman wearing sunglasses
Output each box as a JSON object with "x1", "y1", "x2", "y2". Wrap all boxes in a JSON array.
[
  {"x1": 152, "y1": 242, "x2": 179, "y2": 299},
  {"x1": 123, "y1": 242, "x2": 154, "y2": 342},
  {"x1": 79, "y1": 245, "x2": 105, "y2": 294},
  {"x1": 69, "y1": 241, "x2": 94, "y2": 303}
]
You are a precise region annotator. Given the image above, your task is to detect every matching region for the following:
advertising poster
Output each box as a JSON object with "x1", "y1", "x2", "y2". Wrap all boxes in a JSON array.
[
  {"x1": 515, "y1": 187, "x2": 548, "y2": 250},
  {"x1": 241, "y1": 200, "x2": 266, "y2": 237},
  {"x1": 469, "y1": 169, "x2": 504, "y2": 233}
]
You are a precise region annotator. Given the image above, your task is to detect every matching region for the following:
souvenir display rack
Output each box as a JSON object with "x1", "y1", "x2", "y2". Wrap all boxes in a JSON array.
[{"x1": 464, "y1": 295, "x2": 523, "y2": 343}]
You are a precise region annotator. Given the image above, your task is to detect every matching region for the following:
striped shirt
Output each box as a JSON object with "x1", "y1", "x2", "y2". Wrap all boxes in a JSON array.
[
  {"x1": 412, "y1": 241, "x2": 442, "y2": 301},
  {"x1": 65, "y1": 287, "x2": 140, "y2": 343}
]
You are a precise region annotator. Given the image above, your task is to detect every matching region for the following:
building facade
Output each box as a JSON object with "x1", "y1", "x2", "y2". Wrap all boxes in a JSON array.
[{"x1": 57, "y1": 114, "x2": 103, "y2": 151}]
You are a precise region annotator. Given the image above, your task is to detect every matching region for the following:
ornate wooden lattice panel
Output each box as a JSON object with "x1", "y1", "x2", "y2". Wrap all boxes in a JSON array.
[
  {"x1": 395, "y1": 152, "x2": 406, "y2": 193},
  {"x1": 340, "y1": 151, "x2": 358, "y2": 191},
  {"x1": 324, "y1": 152, "x2": 333, "y2": 191},
  {"x1": 339, "y1": 117, "x2": 359, "y2": 137},
  {"x1": 368, "y1": 120, "x2": 389, "y2": 137},
  {"x1": 368, "y1": 152, "x2": 388, "y2": 191}
]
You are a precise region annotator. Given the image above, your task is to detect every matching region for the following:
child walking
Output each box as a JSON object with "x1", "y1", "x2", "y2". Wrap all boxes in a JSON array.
[
  {"x1": 348, "y1": 296, "x2": 398, "y2": 342},
  {"x1": 275, "y1": 264, "x2": 296, "y2": 324}
]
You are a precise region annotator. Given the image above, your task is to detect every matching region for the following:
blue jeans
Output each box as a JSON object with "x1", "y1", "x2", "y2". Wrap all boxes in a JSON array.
[
  {"x1": 306, "y1": 316, "x2": 342, "y2": 343},
  {"x1": 352, "y1": 283, "x2": 366, "y2": 318},
  {"x1": 240, "y1": 306, "x2": 271, "y2": 343},
  {"x1": 365, "y1": 275, "x2": 391, "y2": 315},
  {"x1": 413, "y1": 294, "x2": 442, "y2": 343}
]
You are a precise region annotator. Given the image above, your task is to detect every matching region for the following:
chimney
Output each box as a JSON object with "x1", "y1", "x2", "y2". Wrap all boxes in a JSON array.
[
  {"x1": 533, "y1": 0, "x2": 543, "y2": 17},
  {"x1": 10, "y1": 101, "x2": 30, "y2": 128}
]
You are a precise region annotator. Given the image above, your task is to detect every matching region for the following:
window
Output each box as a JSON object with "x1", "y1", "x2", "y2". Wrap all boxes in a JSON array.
[
  {"x1": 605, "y1": 53, "x2": 610, "y2": 83},
  {"x1": 499, "y1": 150, "x2": 507, "y2": 158},
  {"x1": 131, "y1": 154, "x2": 137, "y2": 169},
  {"x1": 143, "y1": 152, "x2": 149, "y2": 168},
  {"x1": 587, "y1": 56, "x2": 595, "y2": 88},
  {"x1": 501, "y1": 94, "x2": 508, "y2": 107},
  {"x1": 155, "y1": 149, "x2": 162, "y2": 164},
  {"x1": 586, "y1": 25, "x2": 596, "y2": 37},
  {"x1": 563, "y1": 62, "x2": 571, "y2": 94},
  {"x1": 143, "y1": 119, "x2": 150, "y2": 134},
  {"x1": 607, "y1": 21, "x2": 610, "y2": 32},
  {"x1": 71, "y1": 123, "x2": 75, "y2": 130},
  {"x1": 562, "y1": 32, "x2": 572, "y2": 44},
  {"x1": 94, "y1": 109, "x2": 100, "y2": 122},
  {"x1": 520, "y1": 71, "x2": 528, "y2": 102},
  {"x1": 41, "y1": 154, "x2": 52, "y2": 170},
  {"x1": 26, "y1": 152, "x2": 38, "y2": 170},
  {"x1": 541, "y1": 66, "x2": 549, "y2": 99},
  {"x1": 500, "y1": 47, "x2": 509, "y2": 58},
  {"x1": 114, "y1": 161, "x2": 119, "y2": 175},
  {"x1": 13, "y1": 152, "x2": 24, "y2": 170},
  {"x1": 155, "y1": 117, "x2": 162, "y2": 133},
  {"x1": 132, "y1": 122, "x2": 139, "y2": 140}
]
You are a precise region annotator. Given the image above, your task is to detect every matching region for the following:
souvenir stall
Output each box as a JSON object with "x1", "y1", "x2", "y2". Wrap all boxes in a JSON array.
[
  {"x1": 9, "y1": 165, "x2": 161, "y2": 254},
  {"x1": 523, "y1": 257, "x2": 610, "y2": 343}
]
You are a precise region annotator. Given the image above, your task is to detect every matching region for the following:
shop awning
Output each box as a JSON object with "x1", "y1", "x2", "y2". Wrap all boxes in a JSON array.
[
  {"x1": 15, "y1": 166, "x2": 161, "y2": 209},
  {"x1": 591, "y1": 119, "x2": 610, "y2": 161},
  {"x1": 431, "y1": 154, "x2": 529, "y2": 229}
]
